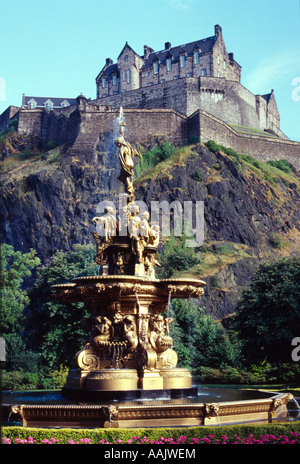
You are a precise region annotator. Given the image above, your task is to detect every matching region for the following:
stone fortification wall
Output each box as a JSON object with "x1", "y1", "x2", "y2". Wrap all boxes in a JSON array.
[
  {"x1": 192, "y1": 110, "x2": 300, "y2": 169},
  {"x1": 0, "y1": 106, "x2": 20, "y2": 132},
  {"x1": 186, "y1": 77, "x2": 278, "y2": 134},
  {"x1": 3, "y1": 99, "x2": 299, "y2": 169},
  {"x1": 93, "y1": 78, "x2": 189, "y2": 115},
  {"x1": 18, "y1": 109, "x2": 44, "y2": 138},
  {"x1": 68, "y1": 102, "x2": 188, "y2": 160},
  {"x1": 17, "y1": 105, "x2": 79, "y2": 149}
]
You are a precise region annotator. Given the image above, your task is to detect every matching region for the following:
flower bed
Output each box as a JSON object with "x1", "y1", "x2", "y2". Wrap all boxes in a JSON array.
[
  {"x1": 2, "y1": 432, "x2": 300, "y2": 444},
  {"x1": 2, "y1": 423, "x2": 300, "y2": 444}
]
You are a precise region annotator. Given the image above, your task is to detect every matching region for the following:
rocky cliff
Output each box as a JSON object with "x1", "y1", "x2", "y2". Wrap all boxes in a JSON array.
[{"x1": 1, "y1": 131, "x2": 299, "y2": 318}]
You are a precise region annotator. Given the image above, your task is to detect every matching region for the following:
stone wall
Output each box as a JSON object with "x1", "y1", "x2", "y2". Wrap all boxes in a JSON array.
[
  {"x1": 3, "y1": 99, "x2": 299, "y2": 169},
  {"x1": 192, "y1": 110, "x2": 300, "y2": 169},
  {"x1": 18, "y1": 109, "x2": 43, "y2": 138},
  {"x1": 17, "y1": 106, "x2": 79, "y2": 149},
  {"x1": 93, "y1": 78, "x2": 189, "y2": 115},
  {"x1": 68, "y1": 104, "x2": 188, "y2": 160},
  {"x1": 0, "y1": 106, "x2": 20, "y2": 132}
]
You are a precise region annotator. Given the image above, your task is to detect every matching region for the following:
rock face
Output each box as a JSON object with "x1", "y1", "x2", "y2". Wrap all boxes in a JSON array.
[{"x1": 1, "y1": 139, "x2": 299, "y2": 317}]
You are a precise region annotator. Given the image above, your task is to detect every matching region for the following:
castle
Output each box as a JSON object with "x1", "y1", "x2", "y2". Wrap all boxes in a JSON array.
[{"x1": 1, "y1": 25, "x2": 299, "y2": 168}]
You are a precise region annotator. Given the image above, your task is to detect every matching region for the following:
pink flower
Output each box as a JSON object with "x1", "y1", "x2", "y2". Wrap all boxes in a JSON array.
[
  {"x1": 3, "y1": 438, "x2": 11, "y2": 444},
  {"x1": 201, "y1": 437, "x2": 211, "y2": 444}
]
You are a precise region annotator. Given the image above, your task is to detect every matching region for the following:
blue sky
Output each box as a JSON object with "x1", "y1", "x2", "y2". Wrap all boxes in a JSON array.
[{"x1": 1, "y1": 0, "x2": 300, "y2": 140}]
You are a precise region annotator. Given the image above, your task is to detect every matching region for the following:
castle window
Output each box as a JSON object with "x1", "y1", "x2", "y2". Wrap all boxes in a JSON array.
[
  {"x1": 217, "y1": 56, "x2": 220, "y2": 64},
  {"x1": 223, "y1": 61, "x2": 226, "y2": 70},
  {"x1": 194, "y1": 50, "x2": 200, "y2": 64},
  {"x1": 28, "y1": 99, "x2": 37, "y2": 109},
  {"x1": 180, "y1": 54, "x2": 186, "y2": 68},
  {"x1": 123, "y1": 70, "x2": 127, "y2": 81},
  {"x1": 112, "y1": 74, "x2": 117, "y2": 85},
  {"x1": 154, "y1": 61, "x2": 159, "y2": 74},
  {"x1": 61, "y1": 100, "x2": 70, "y2": 107},
  {"x1": 124, "y1": 55, "x2": 128, "y2": 62},
  {"x1": 201, "y1": 68, "x2": 207, "y2": 76},
  {"x1": 127, "y1": 69, "x2": 131, "y2": 83},
  {"x1": 44, "y1": 99, "x2": 53, "y2": 110},
  {"x1": 102, "y1": 77, "x2": 107, "y2": 88},
  {"x1": 167, "y1": 58, "x2": 172, "y2": 71}
]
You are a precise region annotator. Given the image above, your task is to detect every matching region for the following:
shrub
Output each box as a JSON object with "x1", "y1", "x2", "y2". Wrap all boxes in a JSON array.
[
  {"x1": 3, "y1": 424, "x2": 300, "y2": 445},
  {"x1": 267, "y1": 159, "x2": 291, "y2": 173},
  {"x1": 191, "y1": 167, "x2": 203, "y2": 181},
  {"x1": 210, "y1": 275, "x2": 222, "y2": 289},
  {"x1": 135, "y1": 142, "x2": 175, "y2": 177},
  {"x1": 158, "y1": 235, "x2": 201, "y2": 277},
  {"x1": 271, "y1": 232, "x2": 284, "y2": 249},
  {"x1": 50, "y1": 365, "x2": 69, "y2": 388}
]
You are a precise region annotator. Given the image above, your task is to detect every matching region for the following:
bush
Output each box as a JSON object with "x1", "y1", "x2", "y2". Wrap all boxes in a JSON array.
[
  {"x1": 193, "y1": 362, "x2": 300, "y2": 385},
  {"x1": 158, "y1": 235, "x2": 201, "y2": 277},
  {"x1": 271, "y1": 232, "x2": 285, "y2": 249},
  {"x1": 50, "y1": 365, "x2": 69, "y2": 388},
  {"x1": 210, "y1": 275, "x2": 222, "y2": 289},
  {"x1": 3, "y1": 423, "x2": 300, "y2": 444},
  {"x1": 1, "y1": 365, "x2": 70, "y2": 391},
  {"x1": 267, "y1": 159, "x2": 291, "y2": 173},
  {"x1": 135, "y1": 142, "x2": 175, "y2": 177}
]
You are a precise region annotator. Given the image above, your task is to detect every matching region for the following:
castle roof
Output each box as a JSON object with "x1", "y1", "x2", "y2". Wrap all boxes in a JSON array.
[
  {"x1": 98, "y1": 63, "x2": 119, "y2": 80},
  {"x1": 23, "y1": 95, "x2": 77, "y2": 108},
  {"x1": 261, "y1": 89, "x2": 274, "y2": 103},
  {"x1": 142, "y1": 36, "x2": 215, "y2": 68}
]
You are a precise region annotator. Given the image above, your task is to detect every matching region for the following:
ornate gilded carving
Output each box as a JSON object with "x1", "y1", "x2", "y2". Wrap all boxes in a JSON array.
[
  {"x1": 102, "y1": 406, "x2": 118, "y2": 421},
  {"x1": 272, "y1": 398, "x2": 283, "y2": 410},
  {"x1": 115, "y1": 121, "x2": 140, "y2": 201},
  {"x1": 149, "y1": 314, "x2": 173, "y2": 353},
  {"x1": 76, "y1": 346, "x2": 101, "y2": 371},
  {"x1": 205, "y1": 403, "x2": 220, "y2": 418}
]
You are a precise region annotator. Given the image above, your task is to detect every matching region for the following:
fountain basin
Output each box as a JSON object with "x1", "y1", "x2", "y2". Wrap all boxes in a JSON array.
[{"x1": 2, "y1": 388, "x2": 293, "y2": 428}]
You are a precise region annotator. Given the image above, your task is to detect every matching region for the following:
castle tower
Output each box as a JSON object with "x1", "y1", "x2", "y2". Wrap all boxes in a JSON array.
[{"x1": 118, "y1": 42, "x2": 144, "y2": 93}]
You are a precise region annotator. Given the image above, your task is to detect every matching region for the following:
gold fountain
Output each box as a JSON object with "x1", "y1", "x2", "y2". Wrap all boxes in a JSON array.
[{"x1": 52, "y1": 120, "x2": 205, "y2": 401}]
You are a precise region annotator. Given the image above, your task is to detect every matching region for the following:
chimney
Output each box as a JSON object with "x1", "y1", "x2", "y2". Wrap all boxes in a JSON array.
[
  {"x1": 165, "y1": 42, "x2": 171, "y2": 50},
  {"x1": 214, "y1": 24, "x2": 222, "y2": 38},
  {"x1": 106, "y1": 58, "x2": 113, "y2": 66}
]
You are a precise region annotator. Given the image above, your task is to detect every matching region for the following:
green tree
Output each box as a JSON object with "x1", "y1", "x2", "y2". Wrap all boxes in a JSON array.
[
  {"x1": 169, "y1": 299, "x2": 241, "y2": 370},
  {"x1": 25, "y1": 244, "x2": 97, "y2": 369},
  {"x1": 158, "y1": 235, "x2": 201, "y2": 278},
  {"x1": 232, "y1": 257, "x2": 300, "y2": 364},
  {"x1": 0, "y1": 244, "x2": 40, "y2": 334},
  {"x1": 0, "y1": 244, "x2": 40, "y2": 372}
]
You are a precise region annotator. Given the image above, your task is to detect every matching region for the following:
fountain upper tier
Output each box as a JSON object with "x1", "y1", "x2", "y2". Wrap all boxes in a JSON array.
[{"x1": 51, "y1": 275, "x2": 206, "y2": 306}]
